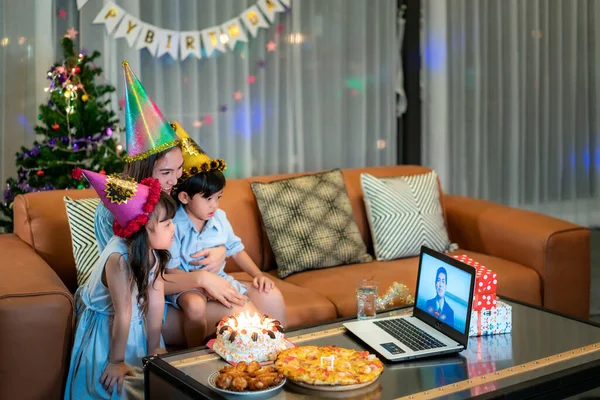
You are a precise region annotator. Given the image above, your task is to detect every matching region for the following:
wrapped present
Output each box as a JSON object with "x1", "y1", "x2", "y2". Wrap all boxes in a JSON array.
[
  {"x1": 473, "y1": 292, "x2": 497, "y2": 311},
  {"x1": 469, "y1": 300, "x2": 512, "y2": 337},
  {"x1": 453, "y1": 254, "x2": 498, "y2": 295}
]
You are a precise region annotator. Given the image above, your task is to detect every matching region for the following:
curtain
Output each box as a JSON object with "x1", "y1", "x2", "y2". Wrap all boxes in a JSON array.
[
  {"x1": 79, "y1": 0, "x2": 398, "y2": 178},
  {"x1": 422, "y1": 0, "x2": 600, "y2": 227},
  {"x1": 0, "y1": 0, "x2": 398, "y2": 187}
]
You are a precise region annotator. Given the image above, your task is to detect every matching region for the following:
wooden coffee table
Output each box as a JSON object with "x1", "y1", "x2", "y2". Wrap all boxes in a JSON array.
[{"x1": 144, "y1": 298, "x2": 600, "y2": 399}]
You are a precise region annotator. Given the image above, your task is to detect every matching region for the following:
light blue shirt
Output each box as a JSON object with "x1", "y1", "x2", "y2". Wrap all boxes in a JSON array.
[
  {"x1": 94, "y1": 202, "x2": 115, "y2": 254},
  {"x1": 167, "y1": 205, "x2": 244, "y2": 273}
]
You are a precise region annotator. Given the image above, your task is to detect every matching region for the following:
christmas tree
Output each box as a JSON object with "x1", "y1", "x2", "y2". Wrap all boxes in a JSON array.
[{"x1": 0, "y1": 33, "x2": 126, "y2": 233}]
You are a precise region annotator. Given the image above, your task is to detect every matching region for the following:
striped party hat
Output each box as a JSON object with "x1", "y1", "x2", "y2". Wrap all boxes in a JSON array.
[{"x1": 122, "y1": 61, "x2": 179, "y2": 162}]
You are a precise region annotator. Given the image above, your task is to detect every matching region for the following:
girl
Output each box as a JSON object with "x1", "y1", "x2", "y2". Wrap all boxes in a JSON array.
[
  {"x1": 65, "y1": 170, "x2": 176, "y2": 399},
  {"x1": 165, "y1": 128, "x2": 286, "y2": 347}
]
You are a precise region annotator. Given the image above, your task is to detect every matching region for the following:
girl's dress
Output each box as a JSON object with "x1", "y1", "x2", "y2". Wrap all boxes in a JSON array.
[{"x1": 64, "y1": 236, "x2": 164, "y2": 400}]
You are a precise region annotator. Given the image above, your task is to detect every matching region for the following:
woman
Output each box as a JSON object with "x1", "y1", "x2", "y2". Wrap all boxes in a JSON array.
[{"x1": 94, "y1": 62, "x2": 250, "y2": 346}]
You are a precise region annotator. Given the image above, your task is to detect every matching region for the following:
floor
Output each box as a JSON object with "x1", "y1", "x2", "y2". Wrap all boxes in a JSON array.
[{"x1": 589, "y1": 228, "x2": 600, "y2": 322}]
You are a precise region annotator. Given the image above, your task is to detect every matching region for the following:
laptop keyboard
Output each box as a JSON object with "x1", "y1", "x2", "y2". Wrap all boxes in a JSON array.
[{"x1": 373, "y1": 318, "x2": 446, "y2": 352}]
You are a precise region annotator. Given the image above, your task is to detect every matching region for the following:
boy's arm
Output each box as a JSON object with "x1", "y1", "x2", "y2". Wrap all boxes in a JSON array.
[
  {"x1": 231, "y1": 251, "x2": 263, "y2": 278},
  {"x1": 146, "y1": 270, "x2": 165, "y2": 354}
]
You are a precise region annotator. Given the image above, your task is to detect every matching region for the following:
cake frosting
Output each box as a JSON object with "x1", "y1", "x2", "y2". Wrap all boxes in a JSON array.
[{"x1": 213, "y1": 312, "x2": 286, "y2": 363}]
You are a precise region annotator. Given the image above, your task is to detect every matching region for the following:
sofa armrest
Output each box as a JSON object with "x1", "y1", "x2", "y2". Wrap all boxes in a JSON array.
[
  {"x1": 444, "y1": 195, "x2": 590, "y2": 319},
  {"x1": 0, "y1": 234, "x2": 75, "y2": 400}
]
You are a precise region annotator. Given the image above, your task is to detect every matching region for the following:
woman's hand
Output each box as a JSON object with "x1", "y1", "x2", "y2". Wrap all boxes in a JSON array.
[
  {"x1": 252, "y1": 273, "x2": 275, "y2": 293},
  {"x1": 189, "y1": 245, "x2": 227, "y2": 273},
  {"x1": 100, "y1": 361, "x2": 135, "y2": 395},
  {"x1": 199, "y1": 272, "x2": 247, "y2": 308}
]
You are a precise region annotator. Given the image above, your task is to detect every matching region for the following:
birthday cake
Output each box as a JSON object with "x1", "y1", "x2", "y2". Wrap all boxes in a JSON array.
[{"x1": 213, "y1": 312, "x2": 287, "y2": 363}]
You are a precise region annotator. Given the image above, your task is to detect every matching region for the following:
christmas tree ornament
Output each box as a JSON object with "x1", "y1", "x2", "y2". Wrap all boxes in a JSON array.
[
  {"x1": 121, "y1": 61, "x2": 179, "y2": 162},
  {"x1": 81, "y1": 94, "x2": 89, "y2": 102},
  {"x1": 36, "y1": 170, "x2": 44, "y2": 177},
  {"x1": 52, "y1": 124, "x2": 60, "y2": 130}
]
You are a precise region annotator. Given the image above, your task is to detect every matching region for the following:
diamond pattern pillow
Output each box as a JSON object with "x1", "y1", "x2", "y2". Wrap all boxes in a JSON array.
[
  {"x1": 251, "y1": 169, "x2": 372, "y2": 279},
  {"x1": 360, "y1": 171, "x2": 454, "y2": 261},
  {"x1": 64, "y1": 196, "x2": 101, "y2": 286}
]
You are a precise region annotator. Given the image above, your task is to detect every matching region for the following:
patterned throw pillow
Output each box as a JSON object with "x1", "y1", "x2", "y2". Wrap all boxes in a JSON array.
[
  {"x1": 64, "y1": 197, "x2": 100, "y2": 286},
  {"x1": 251, "y1": 169, "x2": 372, "y2": 279},
  {"x1": 360, "y1": 171, "x2": 454, "y2": 261}
]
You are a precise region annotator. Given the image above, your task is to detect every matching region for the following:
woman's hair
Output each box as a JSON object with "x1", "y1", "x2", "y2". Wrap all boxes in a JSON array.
[
  {"x1": 125, "y1": 191, "x2": 177, "y2": 316},
  {"x1": 123, "y1": 146, "x2": 180, "y2": 182},
  {"x1": 174, "y1": 170, "x2": 226, "y2": 203}
]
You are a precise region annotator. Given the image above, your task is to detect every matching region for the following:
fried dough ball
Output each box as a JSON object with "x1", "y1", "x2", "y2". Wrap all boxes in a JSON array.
[
  {"x1": 247, "y1": 361, "x2": 261, "y2": 374},
  {"x1": 230, "y1": 376, "x2": 249, "y2": 392},
  {"x1": 215, "y1": 373, "x2": 234, "y2": 390}
]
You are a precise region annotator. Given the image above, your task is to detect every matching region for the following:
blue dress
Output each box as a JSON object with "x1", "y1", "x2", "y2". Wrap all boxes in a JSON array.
[{"x1": 64, "y1": 236, "x2": 164, "y2": 400}]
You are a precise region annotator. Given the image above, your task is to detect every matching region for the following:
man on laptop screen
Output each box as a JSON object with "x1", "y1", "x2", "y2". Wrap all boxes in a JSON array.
[
  {"x1": 418, "y1": 255, "x2": 471, "y2": 334},
  {"x1": 425, "y1": 267, "x2": 455, "y2": 328}
]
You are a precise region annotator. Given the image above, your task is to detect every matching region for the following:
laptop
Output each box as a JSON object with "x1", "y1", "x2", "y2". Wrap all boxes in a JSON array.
[{"x1": 344, "y1": 246, "x2": 476, "y2": 362}]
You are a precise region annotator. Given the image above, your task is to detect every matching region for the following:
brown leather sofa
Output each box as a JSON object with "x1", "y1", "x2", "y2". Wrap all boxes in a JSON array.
[{"x1": 0, "y1": 165, "x2": 590, "y2": 399}]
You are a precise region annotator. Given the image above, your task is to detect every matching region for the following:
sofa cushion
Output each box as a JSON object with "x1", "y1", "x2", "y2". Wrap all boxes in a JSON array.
[
  {"x1": 228, "y1": 272, "x2": 338, "y2": 329},
  {"x1": 250, "y1": 169, "x2": 372, "y2": 279},
  {"x1": 361, "y1": 171, "x2": 452, "y2": 260},
  {"x1": 64, "y1": 197, "x2": 101, "y2": 286},
  {"x1": 282, "y1": 251, "x2": 542, "y2": 318}
]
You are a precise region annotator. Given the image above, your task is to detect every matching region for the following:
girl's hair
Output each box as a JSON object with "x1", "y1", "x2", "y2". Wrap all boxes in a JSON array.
[
  {"x1": 125, "y1": 191, "x2": 177, "y2": 316},
  {"x1": 174, "y1": 170, "x2": 226, "y2": 203},
  {"x1": 123, "y1": 145, "x2": 180, "y2": 182}
]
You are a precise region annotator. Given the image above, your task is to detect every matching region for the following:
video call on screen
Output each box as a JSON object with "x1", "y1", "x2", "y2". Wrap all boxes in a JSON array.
[{"x1": 415, "y1": 254, "x2": 472, "y2": 334}]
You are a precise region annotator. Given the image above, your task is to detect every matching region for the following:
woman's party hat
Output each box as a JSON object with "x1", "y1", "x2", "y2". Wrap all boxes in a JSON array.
[
  {"x1": 170, "y1": 121, "x2": 226, "y2": 180},
  {"x1": 122, "y1": 61, "x2": 179, "y2": 162},
  {"x1": 77, "y1": 168, "x2": 161, "y2": 237}
]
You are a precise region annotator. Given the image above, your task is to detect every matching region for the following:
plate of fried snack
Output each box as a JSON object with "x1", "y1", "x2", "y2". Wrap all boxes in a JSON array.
[{"x1": 208, "y1": 360, "x2": 286, "y2": 395}]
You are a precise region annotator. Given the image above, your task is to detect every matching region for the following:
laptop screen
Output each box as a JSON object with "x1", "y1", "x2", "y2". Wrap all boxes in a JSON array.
[{"x1": 415, "y1": 252, "x2": 473, "y2": 335}]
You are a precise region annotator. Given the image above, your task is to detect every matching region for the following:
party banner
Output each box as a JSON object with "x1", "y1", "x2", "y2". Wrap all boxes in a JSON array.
[
  {"x1": 83, "y1": 0, "x2": 291, "y2": 61},
  {"x1": 92, "y1": 1, "x2": 125, "y2": 35},
  {"x1": 112, "y1": 13, "x2": 143, "y2": 47},
  {"x1": 240, "y1": 5, "x2": 270, "y2": 37},
  {"x1": 157, "y1": 30, "x2": 180, "y2": 60}
]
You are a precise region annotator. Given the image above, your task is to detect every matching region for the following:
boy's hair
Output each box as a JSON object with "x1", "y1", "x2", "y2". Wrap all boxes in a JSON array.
[
  {"x1": 126, "y1": 192, "x2": 176, "y2": 316},
  {"x1": 174, "y1": 170, "x2": 226, "y2": 203}
]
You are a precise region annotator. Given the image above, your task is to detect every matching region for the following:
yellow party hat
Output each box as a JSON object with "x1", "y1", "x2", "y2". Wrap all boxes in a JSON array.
[{"x1": 170, "y1": 121, "x2": 226, "y2": 180}]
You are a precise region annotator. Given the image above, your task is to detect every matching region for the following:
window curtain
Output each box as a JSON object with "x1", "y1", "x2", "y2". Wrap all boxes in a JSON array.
[
  {"x1": 79, "y1": 0, "x2": 398, "y2": 178},
  {"x1": 422, "y1": 0, "x2": 600, "y2": 226},
  {"x1": 0, "y1": 0, "x2": 398, "y2": 188}
]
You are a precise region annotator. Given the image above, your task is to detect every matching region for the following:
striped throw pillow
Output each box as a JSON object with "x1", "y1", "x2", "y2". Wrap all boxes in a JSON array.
[
  {"x1": 360, "y1": 171, "x2": 453, "y2": 261},
  {"x1": 64, "y1": 197, "x2": 100, "y2": 286}
]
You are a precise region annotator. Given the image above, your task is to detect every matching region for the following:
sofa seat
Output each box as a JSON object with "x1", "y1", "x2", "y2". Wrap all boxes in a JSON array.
[
  {"x1": 272, "y1": 250, "x2": 542, "y2": 318},
  {"x1": 448, "y1": 250, "x2": 542, "y2": 307},
  {"x1": 227, "y1": 272, "x2": 338, "y2": 328}
]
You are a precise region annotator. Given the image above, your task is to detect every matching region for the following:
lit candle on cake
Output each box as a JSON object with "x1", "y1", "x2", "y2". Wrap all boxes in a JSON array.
[{"x1": 213, "y1": 312, "x2": 287, "y2": 363}]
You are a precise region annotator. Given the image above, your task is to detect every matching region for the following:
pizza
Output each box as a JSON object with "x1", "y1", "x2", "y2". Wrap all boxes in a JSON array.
[{"x1": 274, "y1": 345, "x2": 384, "y2": 386}]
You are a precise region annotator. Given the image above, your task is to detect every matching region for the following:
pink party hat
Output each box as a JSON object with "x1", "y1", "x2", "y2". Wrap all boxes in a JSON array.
[
  {"x1": 122, "y1": 61, "x2": 179, "y2": 162},
  {"x1": 77, "y1": 168, "x2": 161, "y2": 237}
]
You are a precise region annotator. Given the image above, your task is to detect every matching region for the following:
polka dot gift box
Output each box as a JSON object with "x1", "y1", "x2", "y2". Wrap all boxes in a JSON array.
[{"x1": 453, "y1": 254, "x2": 498, "y2": 311}]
